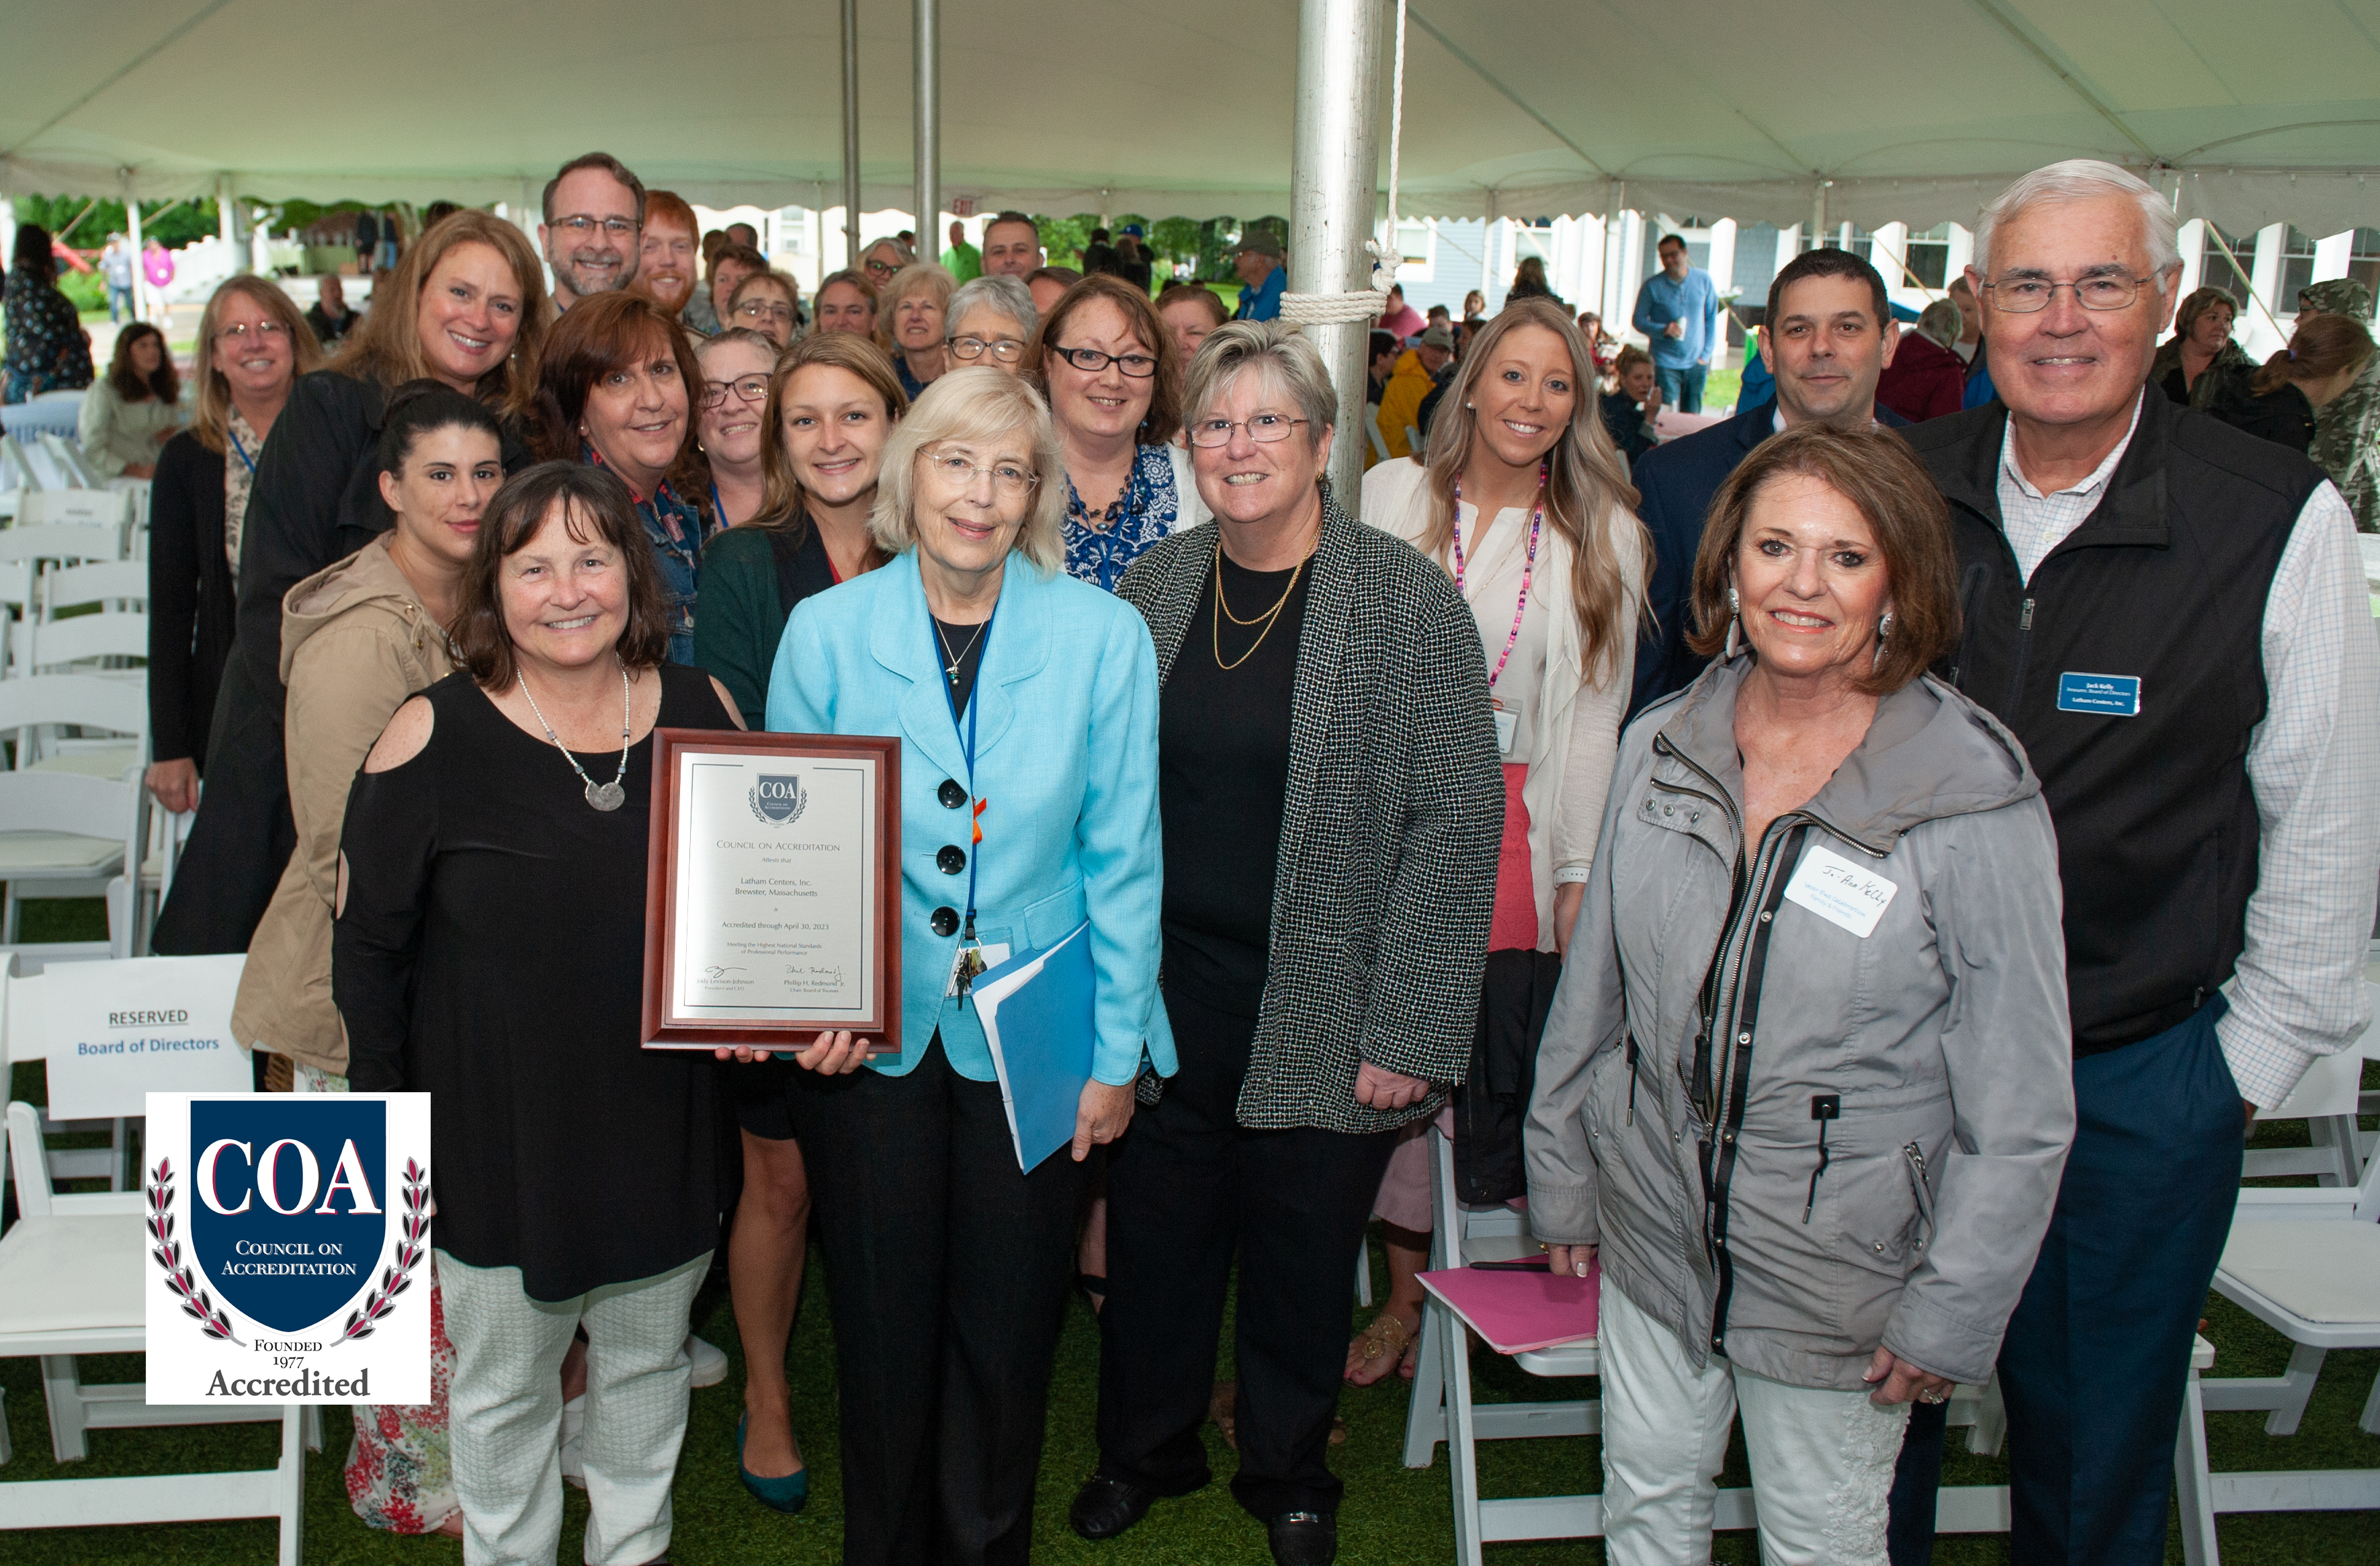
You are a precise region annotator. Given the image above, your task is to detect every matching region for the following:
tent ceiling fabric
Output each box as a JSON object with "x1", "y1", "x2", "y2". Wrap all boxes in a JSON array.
[{"x1": 4, "y1": 1, "x2": 2376, "y2": 235}]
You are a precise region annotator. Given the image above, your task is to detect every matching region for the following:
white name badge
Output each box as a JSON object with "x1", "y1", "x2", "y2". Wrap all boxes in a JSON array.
[
  {"x1": 1492, "y1": 706, "x2": 1519, "y2": 758},
  {"x1": 1782, "y1": 843, "x2": 1898, "y2": 940}
]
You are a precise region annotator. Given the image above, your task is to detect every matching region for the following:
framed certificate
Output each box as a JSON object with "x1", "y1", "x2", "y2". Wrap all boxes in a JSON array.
[{"x1": 642, "y1": 729, "x2": 901, "y2": 1051}]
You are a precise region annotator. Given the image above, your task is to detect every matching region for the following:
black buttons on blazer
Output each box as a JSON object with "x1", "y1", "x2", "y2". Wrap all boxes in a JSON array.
[
  {"x1": 937, "y1": 778, "x2": 968, "y2": 809},
  {"x1": 936, "y1": 845, "x2": 968, "y2": 875},
  {"x1": 931, "y1": 907, "x2": 960, "y2": 938}
]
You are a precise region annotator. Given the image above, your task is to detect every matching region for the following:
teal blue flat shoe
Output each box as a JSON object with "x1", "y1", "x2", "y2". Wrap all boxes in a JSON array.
[{"x1": 736, "y1": 1412, "x2": 810, "y2": 1514}]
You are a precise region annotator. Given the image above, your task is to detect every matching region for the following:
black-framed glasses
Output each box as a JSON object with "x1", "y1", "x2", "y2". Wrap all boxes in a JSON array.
[
  {"x1": 863, "y1": 256, "x2": 902, "y2": 278},
  {"x1": 700, "y1": 374, "x2": 771, "y2": 409},
  {"x1": 214, "y1": 320, "x2": 292, "y2": 344},
  {"x1": 949, "y1": 335, "x2": 1025, "y2": 364},
  {"x1": 553, "y1": 214, "x2": 641, "y2": 239},
  {"x1": 1984, "y1": 274, "x2": 2149, "y2": 313},
  {"x1": 1186, "y1": 413, "x2": 1307, "y2": 448},
  {"x1": 1050, "y1": 344, "x2": 1157, "y2": 378},
  {"x1": 923, "y1": 448, "x2": 1037, "y2": 495}
]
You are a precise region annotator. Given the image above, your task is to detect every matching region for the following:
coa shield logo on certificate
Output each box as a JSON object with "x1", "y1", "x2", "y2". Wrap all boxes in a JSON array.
[
  {"x1": 749, "y1": 774, "x2": 808, "y2": 824},
  {"x1": 144, "y1": 1092, "x2": 432, "y2": 1405}
]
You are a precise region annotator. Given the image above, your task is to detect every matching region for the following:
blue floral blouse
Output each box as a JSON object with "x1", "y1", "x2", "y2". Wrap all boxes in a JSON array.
[
  {"x1": 585, "y1": 446, "x2": 710, "y2": 665},
  {"x1": 1062, "y1": 443, "x2": 1187, "y2": 593},
  {"x1": 3, "y1": 271, "x2": 94, "y2": 405}
]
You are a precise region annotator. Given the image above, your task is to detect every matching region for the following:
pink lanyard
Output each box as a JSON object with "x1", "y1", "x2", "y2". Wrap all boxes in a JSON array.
[{"x1": 1448, "y1": 464, "x2": 1545, "y2": 693}]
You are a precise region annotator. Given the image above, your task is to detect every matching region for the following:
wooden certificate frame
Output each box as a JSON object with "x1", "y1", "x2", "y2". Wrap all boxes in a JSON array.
[{"x1": 641, "y1": 729, "x2": 902, "y2": 1051}]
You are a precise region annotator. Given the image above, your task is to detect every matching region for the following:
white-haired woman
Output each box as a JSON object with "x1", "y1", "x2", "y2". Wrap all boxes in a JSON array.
[
  {"x1": 945, "y1": 274, "x2": 1037, "y2": 376},
  {"x1": 1073, "y1": 322, "x2": 1502, "y2": 1565},
  {"x1": 1345, "y1": 296, "x2": 1648, "y2": 1387},
  {"x1": 754, "y1": 366, "x2": 1171, "y2": 1565}
]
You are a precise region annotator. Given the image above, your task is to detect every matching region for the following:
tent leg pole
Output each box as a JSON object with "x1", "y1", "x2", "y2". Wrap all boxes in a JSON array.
[
  {"x1": 913, "y1": 0, "x2": 939, "y2": 264},
  {"x1": 1293, "y1": 0, "x2": 1388, "y2": 503},
  {"x1": 842, "y1": 0, "x2": 862, "y2": 263},
  {"x1": 123, "y1": 169, "x2": 148, "y2": 325}
]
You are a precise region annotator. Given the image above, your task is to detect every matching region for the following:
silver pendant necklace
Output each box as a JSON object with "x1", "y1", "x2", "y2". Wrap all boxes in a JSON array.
[
  {"x1": 933, "y1": 617, "x2": 987, "y2": 682},
  {"x1": 517, "y1": 664, "x2": 632, "y2": 811}
]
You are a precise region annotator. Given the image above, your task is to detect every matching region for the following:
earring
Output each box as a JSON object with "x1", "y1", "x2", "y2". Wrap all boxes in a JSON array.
[
  {"x1": 1873, "y1": 609, "x2": 1894, "y2": 670},
  {"x1": 1724, "y1": 585, "x2": 1743, "y2": 659}
]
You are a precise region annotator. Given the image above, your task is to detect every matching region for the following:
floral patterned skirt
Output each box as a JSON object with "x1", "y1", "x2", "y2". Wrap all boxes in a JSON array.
[{"x1": 288, "y1": 1058, "x2": 461, "y2": 1534}]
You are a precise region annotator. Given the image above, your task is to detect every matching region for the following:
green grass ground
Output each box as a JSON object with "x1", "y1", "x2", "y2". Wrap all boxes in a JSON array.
[{"x1": 3, "y1": 895, "x2": 2374, "y2": 1563}]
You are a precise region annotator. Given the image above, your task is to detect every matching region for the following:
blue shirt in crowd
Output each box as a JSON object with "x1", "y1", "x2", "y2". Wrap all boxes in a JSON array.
[
  {"x1": 1236, "y1": 266, "x2": 1287, "y2": 321},
  {"x1": 1633, "y1": 267, "x2": 1722, "y2": 370}
]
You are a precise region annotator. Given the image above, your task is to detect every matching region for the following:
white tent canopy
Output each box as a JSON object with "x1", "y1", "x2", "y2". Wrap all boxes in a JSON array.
[{"x1": 4, "y1": 0, "x2": 2377, "y2": 235}]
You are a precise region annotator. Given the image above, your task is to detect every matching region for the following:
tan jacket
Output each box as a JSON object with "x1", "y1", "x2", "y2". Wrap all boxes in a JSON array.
[{"x1": 230, "y1": 536, "x2": 456, "y2": 1074}]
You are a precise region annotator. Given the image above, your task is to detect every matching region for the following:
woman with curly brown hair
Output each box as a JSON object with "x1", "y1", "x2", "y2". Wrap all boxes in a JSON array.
[
  {"x1": 77, "y1": 321, "x2": 181, "y2": 478},
  {"x1": 533, "y1": 290, "x2": 715, "y2": 664}
]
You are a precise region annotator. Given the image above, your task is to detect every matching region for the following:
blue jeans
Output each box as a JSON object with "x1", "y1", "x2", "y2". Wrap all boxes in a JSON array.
[
  {"x1": 106, "y1": 284, "x2": 133, "y2": 323},
  {"x1": 1888, "y1": 998, "x2": 2242, "y2": 1564},
  {"x1": 1655, "y1": 364, "x2": 1707, "y2": 414}
]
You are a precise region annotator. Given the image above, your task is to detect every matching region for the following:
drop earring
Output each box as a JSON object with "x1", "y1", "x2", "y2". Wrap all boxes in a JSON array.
[
  {"x1": 1724, "y1": 585, "x2": 1743, "y2": 659},
  {"x1": 1873, "y1": 610, "x2": 1894, "y2": 670}
]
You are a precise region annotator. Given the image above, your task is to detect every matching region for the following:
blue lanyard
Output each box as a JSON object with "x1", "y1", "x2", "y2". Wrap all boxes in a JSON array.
[
  {"x1": 938, "y1": 608, "x2": 993, "y2": 942},
  {"x1": 228, "y1": 428, "x2": 256, "y2": 476}
]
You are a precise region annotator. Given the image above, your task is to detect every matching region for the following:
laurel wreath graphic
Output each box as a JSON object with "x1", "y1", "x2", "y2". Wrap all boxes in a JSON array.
[
  {"x1": 146, "y1": 1157, "x2": 243, "y2": 1345},
  {"x1": 748, "y1": 782, "x2": 808, "y2": 825},
  {"x1": 339, "y1": 1159, "x2": 431, "y2": 1342}
]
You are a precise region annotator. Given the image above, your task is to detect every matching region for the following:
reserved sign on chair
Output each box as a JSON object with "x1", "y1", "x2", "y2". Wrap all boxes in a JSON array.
[{"x1": 43, "y1": 955, "x2": 251, "y2": 1118}]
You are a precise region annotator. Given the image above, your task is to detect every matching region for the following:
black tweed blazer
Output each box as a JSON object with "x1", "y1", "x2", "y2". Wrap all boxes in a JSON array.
[{"x1": 1116, "y1": 489, "x2": 1504, "y2": 1134}]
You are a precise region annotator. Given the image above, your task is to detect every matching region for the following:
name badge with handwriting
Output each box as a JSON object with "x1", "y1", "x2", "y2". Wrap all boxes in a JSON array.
[{"x1": 1782, "y1": 843, "x2": 1898, "y2": 939}]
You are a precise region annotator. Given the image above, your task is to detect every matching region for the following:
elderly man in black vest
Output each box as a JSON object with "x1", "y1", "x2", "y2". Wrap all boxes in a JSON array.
[{"x1": 1890, "y1": 159, "x2": 2380, "y2": 1565}]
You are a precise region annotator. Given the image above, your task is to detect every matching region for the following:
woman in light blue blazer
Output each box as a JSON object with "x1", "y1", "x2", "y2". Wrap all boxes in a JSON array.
[{"x1": 761, "y1": 365, "x2": 1171, "y2": 1566}]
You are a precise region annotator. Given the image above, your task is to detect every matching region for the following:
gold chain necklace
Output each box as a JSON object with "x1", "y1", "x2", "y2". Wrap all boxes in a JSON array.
[{"x1": 1211, "y1": 540, "x2": 1308, "y2": 671}]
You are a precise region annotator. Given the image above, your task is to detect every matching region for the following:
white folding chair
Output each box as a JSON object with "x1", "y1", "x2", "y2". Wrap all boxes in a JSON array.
[
  {"x1": 36, "y1": 432, "x2": 105, "y2": 491},
  {"x1": 40, "y1": 559, "x2": 148, "y2": 620},
  {"x1": 0, "y1": 960, "x2": 131, "y2": 1208},
  {"x1": 11, "y1": 489, "x2": 127, "y2": 534},
  {"x1": 0, "y1": 710, "x2": 145, "y2": 956},
  {"x1": 0, "y1": 1100, "x2": 311, "y2": 1561},
  {"x1": 2172, "y1": 1146, "x2": 2380, "y2": 1563},
  {"x1": 1365, "y1": 403, "x2": 1390, "y2": 464},
  {"x1": 11, "y1": 613, "x2": 148, "y2": 679},
  {"x1": 0, "y1": 668, "x2": 147, "y2": 774}
]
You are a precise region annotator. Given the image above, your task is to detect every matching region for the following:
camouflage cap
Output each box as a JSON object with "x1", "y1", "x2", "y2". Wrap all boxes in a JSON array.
[{"x1": 2297, "y1": 278, "x2": 2374, "y2": 321}]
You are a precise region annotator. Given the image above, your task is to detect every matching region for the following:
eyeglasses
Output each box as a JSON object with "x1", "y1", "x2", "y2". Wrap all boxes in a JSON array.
[
  {"x1": 923, "y1": 450, "x2": 1037, "y2": 495},
  {"x1": 701, "y1": 374, "x2": 772, "y2": 409},
  {"x1": 949, "y1": 335, "x2": 1025, "y2": 364},
  {"x1": 553, "y1": 214, "x2": 641, "y2": 240},
  {"x1": 1186, "y1": 413, "x2": 1308, "y2": 448},
  {"x1": 1984, "y1": 274, "x2": 2149, "y2": 313},
  {"x1": 1050, "y1": 344, "x2": 1157, "y2": 378},
  {"x1": 735, "y1": 300, "x2": 796, "y2": 325},
  {"x1": 213, "y1": 320, "x2": 292, "y2": 345},
  {"x1": 863, "y1": 257, "x2": 902, "y2": 278}
]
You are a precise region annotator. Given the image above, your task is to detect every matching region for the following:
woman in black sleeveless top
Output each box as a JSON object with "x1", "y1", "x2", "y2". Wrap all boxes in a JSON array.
[{"x1": 339, "y1": 462, "x2": 740, "y2": 1565}]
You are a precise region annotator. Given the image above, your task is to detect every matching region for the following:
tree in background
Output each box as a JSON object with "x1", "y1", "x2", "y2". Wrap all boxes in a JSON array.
[{"x1": 14, "y1": 194, "x2": 222, "y2": 254}]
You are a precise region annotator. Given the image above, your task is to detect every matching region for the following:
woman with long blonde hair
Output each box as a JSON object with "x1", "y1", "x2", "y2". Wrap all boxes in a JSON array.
[
  {"x1": 1349, "y1": 296, "x2": 1648, "y2": 1383},
  {"x1": 155, "y1": 208, "x2": 548, "y2": 956}
]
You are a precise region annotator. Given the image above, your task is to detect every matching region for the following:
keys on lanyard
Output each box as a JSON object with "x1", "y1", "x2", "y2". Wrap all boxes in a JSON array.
[{"x1": 937, "y1": 607, "x2": 993, "y2": 994}]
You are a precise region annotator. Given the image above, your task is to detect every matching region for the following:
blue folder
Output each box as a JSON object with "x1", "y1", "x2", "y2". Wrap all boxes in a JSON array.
[{"x1": 973, "y1": 921, "x2": 1097, "y2": 1171}]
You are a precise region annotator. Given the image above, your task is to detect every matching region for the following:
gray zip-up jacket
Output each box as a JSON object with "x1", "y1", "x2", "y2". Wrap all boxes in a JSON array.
[{"x1": 1525, "y1": 657, "x2": 2074, "y2": 1390}]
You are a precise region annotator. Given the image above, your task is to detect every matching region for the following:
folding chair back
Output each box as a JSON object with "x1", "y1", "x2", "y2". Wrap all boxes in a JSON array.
[
  {"x1": 11, "y1": 613, "x2": 149, "y2": 675},
  {"x1": 42, "y1": 561, "x2": 148, "y2": 618},
  {"x1": 0, "y1": 522, "x2": 122, "y2": 567},
  {"x1": 36, "y1": 433, "x2": 105, "y2": 491}
]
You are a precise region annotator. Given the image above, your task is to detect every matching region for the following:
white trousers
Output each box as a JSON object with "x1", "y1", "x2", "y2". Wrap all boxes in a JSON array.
[
  {"x1": 1598, "y1": 1282, "x2": 1909, "y2": 1566},
  {"x1": 437, "y1": 1249, "x2": 710, "y2": 1566}
]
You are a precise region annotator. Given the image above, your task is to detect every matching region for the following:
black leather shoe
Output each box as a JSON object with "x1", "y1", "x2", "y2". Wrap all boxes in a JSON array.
[
  {"x1": 1069, "y1": 1475, "x2": 1160, "y2": 1540},
  {"x1": 1267, "y1": 1510, "x2": 1338, "y2": 1565}
]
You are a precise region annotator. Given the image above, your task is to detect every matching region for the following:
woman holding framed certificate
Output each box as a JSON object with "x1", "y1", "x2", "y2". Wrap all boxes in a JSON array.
[
  {"x1": 760, "y1": 366, "x2": 1169, "y2": 1565},
  {"x1": 339, "y1": 461, "x2": 745, "y2": 1566}
]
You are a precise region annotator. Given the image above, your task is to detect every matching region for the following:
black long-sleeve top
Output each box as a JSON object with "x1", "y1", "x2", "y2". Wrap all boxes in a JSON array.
[{"x1": 146, "y1": 431, "x2": 238, "y2": 768}]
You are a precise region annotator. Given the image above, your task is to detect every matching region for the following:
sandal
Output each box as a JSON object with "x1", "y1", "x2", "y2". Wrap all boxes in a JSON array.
[{"x1": 1345, "y1": 1310, "x2": 1416, "y2": 1387}]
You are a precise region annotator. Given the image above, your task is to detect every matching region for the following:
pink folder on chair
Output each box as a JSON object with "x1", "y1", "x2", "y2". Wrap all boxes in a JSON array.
[{"x1": 1417, "y1": 1259, "x2": 1601, "y2": 1354}]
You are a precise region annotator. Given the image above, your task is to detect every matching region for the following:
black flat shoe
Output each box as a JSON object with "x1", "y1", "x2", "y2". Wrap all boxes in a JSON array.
[
  {"x1": 1069, "y1": 1475, "x2": 1160, "y2": 1540},
  {"x1": 1267, "y1": 1510, "x2": 1338, "y2": 1565}
]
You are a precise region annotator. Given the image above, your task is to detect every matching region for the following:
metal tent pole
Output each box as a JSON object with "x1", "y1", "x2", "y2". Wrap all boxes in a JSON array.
[
  {"x1": 122, "y1": 169, "x2": 148, "y2": 324},
  {"x1": 841, "y1": 0, "x2": 862, "y2": 262},
  {"x1": 1291, "y1": 0, "x2": 1388, "y2": 505},
  {"x1": 912, "y1": 0, "x2": 939, "y2": 262}
]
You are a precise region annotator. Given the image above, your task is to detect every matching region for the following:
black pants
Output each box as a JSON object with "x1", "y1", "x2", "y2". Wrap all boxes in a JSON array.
[
  {"x1": 786, "y1": 1042, "x2": 1087, "y2": 1566},
  {"x1": 152, "y1": 660, "x2": 292, "y2": 955},
  {"x1": 1097, "y1": 985, "x2": 1400, "y2": 1520}
]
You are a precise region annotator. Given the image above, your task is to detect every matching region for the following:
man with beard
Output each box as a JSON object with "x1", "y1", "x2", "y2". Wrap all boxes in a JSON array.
[{"x1": 540, "y1": 152, "x2": 645, "y2": 311}]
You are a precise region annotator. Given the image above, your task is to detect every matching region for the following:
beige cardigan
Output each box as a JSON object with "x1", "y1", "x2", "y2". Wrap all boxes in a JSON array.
[
  {"x1": 229, "y1": 536, "x2": 456, "y2": 1075},
  {"x1": 1361, "y1": 456, "x2": 1641, "y2": 950}
]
